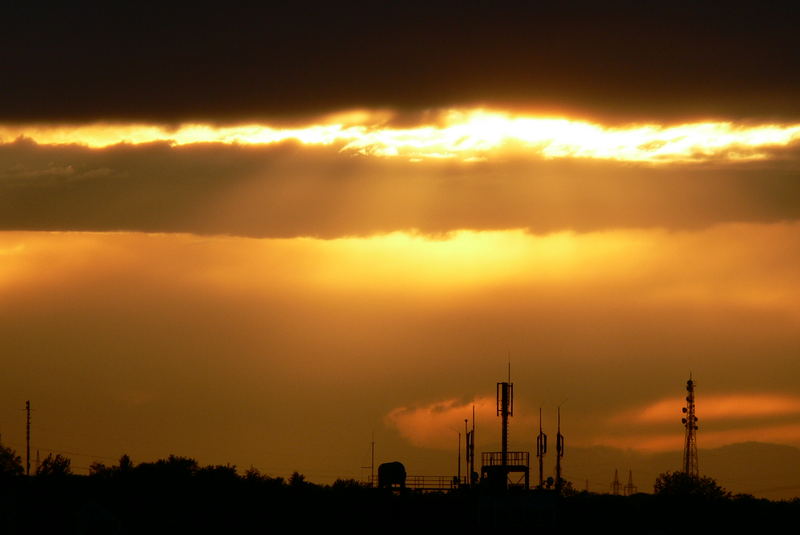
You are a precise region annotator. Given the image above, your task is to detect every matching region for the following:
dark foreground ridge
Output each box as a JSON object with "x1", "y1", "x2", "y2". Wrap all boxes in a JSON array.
[{"x1": 1, "y1": 453, "x2": 798, "y2": 534}]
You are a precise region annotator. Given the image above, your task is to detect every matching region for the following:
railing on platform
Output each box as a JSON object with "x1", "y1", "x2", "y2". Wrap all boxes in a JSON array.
[
  {"x1": 367, "y1": 475, "x2": 468, "y2": 490},
  {"x1": 481, "y1": 451, "x2": 530, "y2": 467}
]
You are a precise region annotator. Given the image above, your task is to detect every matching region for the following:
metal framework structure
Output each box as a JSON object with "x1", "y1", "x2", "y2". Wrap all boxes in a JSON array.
[
  {"x1": 497, "y1": 380, "x2": 513, "y2": 467},
  {"x1": 623, "y1": 469, "x2": 637, "y2": 496},
  {"x1": 368, "y1": 474, "x2": 466, "y2": 492},
  {"x1": 481, "y1": 451, "x2": 530, "y2": 489},
  {"x1": 611, "y1": 468, "x2": 621, "y2": 495},
  {"x1": 479, "y1": 370, "x2": 531, "y2": 490},
  {"x1": 682, "y1": 375, "x2": 699, "y2": 478}
]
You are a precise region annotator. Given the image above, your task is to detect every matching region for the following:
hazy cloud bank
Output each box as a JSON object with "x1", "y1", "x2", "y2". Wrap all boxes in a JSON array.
[{"x1": 2, "y1": 140, "x2": 800, "y2": 237}]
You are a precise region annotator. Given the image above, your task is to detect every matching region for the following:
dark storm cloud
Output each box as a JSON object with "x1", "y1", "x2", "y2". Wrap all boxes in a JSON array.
[
  {"x1": 2, "y1": 2, "x2": 800, "y2": 123},
  {"x1": 1, "y1": 139, "x2": 800, "y2": 237}
]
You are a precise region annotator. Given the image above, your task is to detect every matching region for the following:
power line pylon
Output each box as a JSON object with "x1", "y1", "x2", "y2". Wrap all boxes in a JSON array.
[
  {"x1": 623, "y1": 469, "x2": 637, "y2": 496},
  {"x1": 611, "y1": 468, "x2": 621, "y2": 495},
  {"x1": 682, "y1": 375, "x2": 699, "y2": 478}
]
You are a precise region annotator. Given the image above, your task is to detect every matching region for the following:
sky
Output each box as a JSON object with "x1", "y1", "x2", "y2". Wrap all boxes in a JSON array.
[{"x1": 1, "y1": 3, "x2": 800, "y2": 498}]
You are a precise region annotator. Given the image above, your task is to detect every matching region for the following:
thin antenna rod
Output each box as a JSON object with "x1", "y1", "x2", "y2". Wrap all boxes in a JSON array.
[
  {"x1": 471, "y1": 404, "x2": 476, "y2": 486},
  {"x1": 457, "y1": 431, "x2": 462, "y2": 483},
  {"x1": 555, "y1": 406, "x2": 565, "y2": 493},
  {"x1": 370, "y1": 432, "x2": 375, "y2": 488},
  {"x1": 25, "y1": 400, "x2": 31, "y2": 476},
  {"x1": 464, "y1": 419, "x2": 468, "y2": 486}
]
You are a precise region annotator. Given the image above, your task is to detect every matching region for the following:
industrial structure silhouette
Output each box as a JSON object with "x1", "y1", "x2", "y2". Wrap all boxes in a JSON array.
[
  {"x1": 11, "y1": 375, "x2": 704, "y2": 496},
  {"x1": 373, "y1": 374, "x2": 702, "y2": 494}
]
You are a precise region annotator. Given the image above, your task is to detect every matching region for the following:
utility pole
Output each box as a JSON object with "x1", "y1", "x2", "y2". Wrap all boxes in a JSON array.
[
  {"x1": 370, "y1": 433, "x2": 375, "y2": 487},
  {"x1": 457, "y1": 431, "x2": 461, "y2": 484},
  {"x1": 464, "y1": 418, "x2": 469, "y2": 485},
  {"x1": 682, "y1": 375, "x2": 699, "y2": 477},
  {"x1": 25, "y1": 400, "x2": 31, "y2": 476}
]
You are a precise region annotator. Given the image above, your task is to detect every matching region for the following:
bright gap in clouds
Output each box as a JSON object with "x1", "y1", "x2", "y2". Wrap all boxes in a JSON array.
[{"x1": 2, "y1": 109, "x2": 800, "y2": 163}]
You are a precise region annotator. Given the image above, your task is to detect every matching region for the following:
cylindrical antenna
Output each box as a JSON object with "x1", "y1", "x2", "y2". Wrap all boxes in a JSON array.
[
  {"x1": 555, "y1": 406, "x2": 565, "y2": 492},
  {"x1": 536, "y1": 407, "x2": 547, "y2": 488}
]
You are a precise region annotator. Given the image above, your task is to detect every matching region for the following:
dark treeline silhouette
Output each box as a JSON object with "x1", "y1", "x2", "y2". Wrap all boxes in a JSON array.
[{"x1": 1, "y1": 442, "x2": 799, "y2": 533}]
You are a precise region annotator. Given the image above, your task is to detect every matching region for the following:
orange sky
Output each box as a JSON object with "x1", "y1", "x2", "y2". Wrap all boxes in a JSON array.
[
  {"x1": 1, "y1": 108, "x2": 799, "y2": 498},
  {"x1": 4, "y1": 5, "x2": 800, "y2": 500}
]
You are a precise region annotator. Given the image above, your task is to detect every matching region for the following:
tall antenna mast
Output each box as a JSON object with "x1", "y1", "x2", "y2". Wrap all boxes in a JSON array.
[
  {"x1": 536, "y1": 407, "x2": 547, "y2": 488},
  {"x1": 469, "y1": 405, "x2": 475, "y2": 486},
  {"x1": 682, "y1": 375, "x2": 699, "y2": 477},
  {"x1": 555, "y1": 406, "x2": 565, "y2": 492},
  {"x1": 497, "y1": 368, "x2": 513, "y2": 470}
]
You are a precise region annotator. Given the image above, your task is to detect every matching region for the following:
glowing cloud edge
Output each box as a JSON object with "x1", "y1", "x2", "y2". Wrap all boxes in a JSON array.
[{"x1": 2, "y1": 109, "x2": 799, "y2": 163}]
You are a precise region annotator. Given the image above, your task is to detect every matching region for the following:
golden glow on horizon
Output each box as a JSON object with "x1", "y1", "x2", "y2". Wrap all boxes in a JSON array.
[
  {"x1": 2, "y1": 227, "x2": 800, "y2": 459},
  {"x1": 1, "y1": 224, "x2": 799, "y2": 311},
  {"x1": 2, "y1": 109, "x2": 800, "y2": 163}
]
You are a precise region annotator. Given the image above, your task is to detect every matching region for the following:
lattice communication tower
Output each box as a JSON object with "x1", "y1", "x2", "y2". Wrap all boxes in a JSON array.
[{"x1": 682, "y1": 375, "x2": 699, "y2": 477}]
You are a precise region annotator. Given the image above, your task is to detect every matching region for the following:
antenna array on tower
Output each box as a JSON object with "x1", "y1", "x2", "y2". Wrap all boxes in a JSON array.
[{"x1": 682, "y1": 376, "x2": 699, "y2": 478}]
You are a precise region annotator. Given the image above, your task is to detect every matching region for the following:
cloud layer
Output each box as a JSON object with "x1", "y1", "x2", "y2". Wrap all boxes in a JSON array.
[
  {"x1": 3, "y1": 4, "x2": 800, "y2": 122},
  {"x1": 2, "y1": 138, "x2": 800, "y2": 238}
]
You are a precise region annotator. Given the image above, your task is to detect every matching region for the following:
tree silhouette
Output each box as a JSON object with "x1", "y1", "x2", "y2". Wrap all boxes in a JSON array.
[
  {"x1": 654, "y1": 471, "x2": 728, "y2": 499},
  {"x1": 118, "y1": 453, "x2": 133, "y2": 472},
  {"x1": 289, "y1": 471, "x2": 307, "y2": 487},
  {"x1": 89, "y1": 453, "x2": 135, "y2": 478},
  {"x1": 36, "y1": 453, "x2": 72, "y2": 477},
  {"x1": 196, "y1": 463, "x2": 238, "y2": 483},
  {"x1": 331, "y1": 478, "x2": 367, "y2": 490},
  {"x1": 0, "y1": 442, "x2": 23, "y2": 478}
]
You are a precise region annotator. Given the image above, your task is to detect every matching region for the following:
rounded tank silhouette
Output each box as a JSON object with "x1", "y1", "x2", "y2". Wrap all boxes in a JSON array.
[{"x1": 377, "y1": 461, "x2": 406, "y2": 489}]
